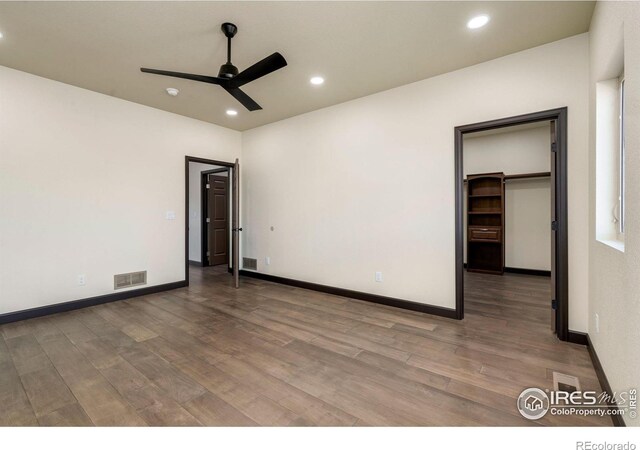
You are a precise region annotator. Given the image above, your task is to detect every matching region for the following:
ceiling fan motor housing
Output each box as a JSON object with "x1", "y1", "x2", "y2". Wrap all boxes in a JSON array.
[{"x1": 218, "y1": 63, "x2": 239, "y2": 79}]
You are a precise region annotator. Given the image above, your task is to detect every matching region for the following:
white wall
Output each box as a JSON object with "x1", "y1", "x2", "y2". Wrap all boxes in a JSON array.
[
  {"x1": 188, "y1": 162, "x2": 227, "y2": 263},
  {"x1": 242, "y1": 34, "x2": 590, "y2": 331},
  {"x1": 463, "y1": 125, "x2": 551, "y2": 271},
  {"x1": 463, "y1": 125, "x2": 551, "y2": 174},
  {"x1": 503, "y1": 180, "x2": 550, "y2": 271},
  {"x1": 588, "y1": 1, "x2": 640, "y2": 427},
  {"x1": 0, "y1": 66, "x2": 241, "y2": 315}
]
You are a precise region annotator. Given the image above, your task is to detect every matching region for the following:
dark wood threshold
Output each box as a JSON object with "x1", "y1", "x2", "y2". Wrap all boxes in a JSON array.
[
  {"x1": 586, "y1": 334, "x2": 626, "y2": 426},
  {"x1": 238, "y1": 270, "x2": 458, "y2": 319},
  {"x1": 504, "y1": 267, "x2": 551, "y2": 277},
  {"x1": 0, "y1": 280, "x2": 187, "y2": 325},
  {"x1": 188, "y1": 260, "x2": 203, "y2": 267}
]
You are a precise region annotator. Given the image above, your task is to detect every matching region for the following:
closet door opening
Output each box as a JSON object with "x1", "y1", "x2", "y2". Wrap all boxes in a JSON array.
[{"x1": 454, "y1": 108, "x2": 569, "y2": 341}]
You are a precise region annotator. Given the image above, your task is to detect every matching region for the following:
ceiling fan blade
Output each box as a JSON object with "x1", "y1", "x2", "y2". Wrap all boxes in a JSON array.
[
  {"x1": 224, "y1": 87, "x2": 262, "y2": 111},
  {"x1": 140, "y1": 68, "x2": 226, "y2": 85},
  {"x1": 231, "y1": 52, "x2": 287, "y2": 87}
]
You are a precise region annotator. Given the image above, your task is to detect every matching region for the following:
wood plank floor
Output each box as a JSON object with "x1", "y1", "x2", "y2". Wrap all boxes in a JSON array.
[{"x1": 0, "y1": 267, "x2": 611, "y2": 426}]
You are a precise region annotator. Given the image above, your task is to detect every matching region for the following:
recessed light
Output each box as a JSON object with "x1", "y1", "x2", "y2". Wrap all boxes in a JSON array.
[
  {"x1": 310, "y1": 76, "x2": 324, "y2": 86},
  {"x1": 467, "y1": 14, "x2": 490, "y2": 29},
  {"x1": 165, "y1": 87, "x2": 179, "y2": 96},
  {"x1": 226, "y1": 109, "x2": 238, "y2": 116}
]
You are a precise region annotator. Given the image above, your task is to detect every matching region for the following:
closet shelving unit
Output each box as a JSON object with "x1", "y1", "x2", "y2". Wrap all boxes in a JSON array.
[
  {"x1": 464, "y1": 171, "x2": 551, "y2": 275},
  {"x1": 466, "y1": 172, "x2": 505, "y2": 275}
]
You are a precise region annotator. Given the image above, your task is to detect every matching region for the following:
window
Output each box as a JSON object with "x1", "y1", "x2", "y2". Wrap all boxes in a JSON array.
[
  {"x1": 618, "y1": 77, "x2": 625, "y2": 235},
  {"x1": 595, "y1": 73, "x2": 625, "y2": 251}
]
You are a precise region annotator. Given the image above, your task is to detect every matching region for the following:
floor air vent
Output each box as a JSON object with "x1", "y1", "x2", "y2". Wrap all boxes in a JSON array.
[
  {"x1": 243, "y1": 257, "x2": 257, "y2": 270},
  {"x1": 114, "y1": 271, "x2": 147, "y2": 290},
  {"x1": 553, "y1": 372, "x2": 581, "y2": 393}
]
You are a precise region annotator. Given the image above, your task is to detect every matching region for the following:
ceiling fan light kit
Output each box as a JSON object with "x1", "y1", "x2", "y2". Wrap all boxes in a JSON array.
[{"x1": 140, "y1": 22, "x2": 287, "y2": 111}]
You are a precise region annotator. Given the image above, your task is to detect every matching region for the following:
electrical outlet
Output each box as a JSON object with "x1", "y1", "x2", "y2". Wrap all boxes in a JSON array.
[
  {"x1": 77, "y1": 274, "x2": 86, "y2": 286},
  {"x1": 165, "y1": 211, "x2": 176, "y2": 220},
  {"x1": 375, "y1": 271, "x2": 383, "y2": 282},
  {"x1": 595, "y1": 313, "x2": 600, "y2": 333},
  {"x1": 266, "y1": 256, "x2": 271, "y2": 266}
]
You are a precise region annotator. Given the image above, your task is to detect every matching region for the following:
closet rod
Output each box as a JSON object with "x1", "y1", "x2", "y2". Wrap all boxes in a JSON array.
[
  {"x1": 463, "y1": 171, "x2": 550, "y2": 183},
  {"x1": 504, "y1": 171, "x2": 551, "y2": 181}
]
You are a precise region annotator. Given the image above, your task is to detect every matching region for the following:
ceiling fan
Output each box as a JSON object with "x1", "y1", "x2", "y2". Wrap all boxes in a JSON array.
[{"x1": 140, "y1": 22, "x2": 287, "y2": 111}]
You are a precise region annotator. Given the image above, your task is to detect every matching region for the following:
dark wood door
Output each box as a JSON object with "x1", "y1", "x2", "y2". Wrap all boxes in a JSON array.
[
  {"x1": 550, "y1": 120, "x2": 557, "y2": 332},
  {"x1": 207, "y1": 174, "x2": 229, "y2": 266},
  {"x1": 232, "y1": 159, "x2": 240, "y2": 288}
]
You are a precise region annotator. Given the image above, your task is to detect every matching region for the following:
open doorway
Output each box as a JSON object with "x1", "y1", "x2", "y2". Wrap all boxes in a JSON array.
[
  {"x1": 185, "y1": 156, "x2": 240, "y2": 288},
  {"x1": 454, "y1": 108, "x2": 569, "y2": 341}
]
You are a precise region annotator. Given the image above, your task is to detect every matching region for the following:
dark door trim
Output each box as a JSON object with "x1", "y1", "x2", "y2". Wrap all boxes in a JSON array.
[
  {"x1": 185, "y1": 156, "x2": 235, "y2": 285},
  {"x1": 454, "y1": 107, "x2": 569, "y2": 341},
  {"x1": 201, "y1": 168, "x2": 230, "y2": 269}
]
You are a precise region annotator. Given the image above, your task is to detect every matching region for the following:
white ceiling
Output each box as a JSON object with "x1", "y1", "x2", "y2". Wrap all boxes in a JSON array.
[{"x1": 0, "y1": 1, "x2": 595, "y2": 131}]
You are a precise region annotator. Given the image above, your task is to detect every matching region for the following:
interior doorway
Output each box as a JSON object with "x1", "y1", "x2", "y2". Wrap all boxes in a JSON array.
[
  {"x1": 454, "y1": 108, "x2": 569, "y2": 341},
  {"x1": 185, "y1": 156, "x2": 240, "y2": 288}
]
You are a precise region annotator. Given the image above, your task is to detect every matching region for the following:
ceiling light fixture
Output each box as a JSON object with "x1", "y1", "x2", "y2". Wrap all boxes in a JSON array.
[
  {"x1": 165, "y1": 87, "x2": 179, "y2": 96},
  {"x1": 0, "y1": 32, "x2": 4, "y2": 39},
  {"x1": 226, "y1": 109, "x2": 238, "y2": 116},
  {"x1": 310, "y1": 76, "x2": 324, "y2": 86},
  {"x1": 467, "y1": 14, "x2": 490, "y2": 29}
]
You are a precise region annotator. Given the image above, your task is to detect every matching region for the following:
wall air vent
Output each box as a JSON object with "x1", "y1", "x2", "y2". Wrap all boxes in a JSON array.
[
  {"x1": 114, "y1": 271, "x2": 147, "y2": 290},
  {"x1": 243, "y1": 257, "x2": 257, "y2": 271}
]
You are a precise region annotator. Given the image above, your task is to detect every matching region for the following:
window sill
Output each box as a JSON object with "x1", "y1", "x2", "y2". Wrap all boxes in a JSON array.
[{"x1": 597, "y1": 238, "x2": 625, "y2": 253}]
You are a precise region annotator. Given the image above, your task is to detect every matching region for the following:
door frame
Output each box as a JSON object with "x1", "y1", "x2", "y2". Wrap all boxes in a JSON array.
[
  {"x1": 454, "y1": 107, "x2": 569, "y2": 341},
  {"x1": 185, "y1": 156, "x2": 236, "y2": 285},
  {"x1": 200, "y1": 168, "x2": 231, "y2": 269}
]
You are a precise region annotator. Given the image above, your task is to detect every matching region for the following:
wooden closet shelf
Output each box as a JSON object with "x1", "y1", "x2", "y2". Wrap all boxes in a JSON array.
[{"x1": 464, "y1": 171, "x2": 551, "y2": 183}]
